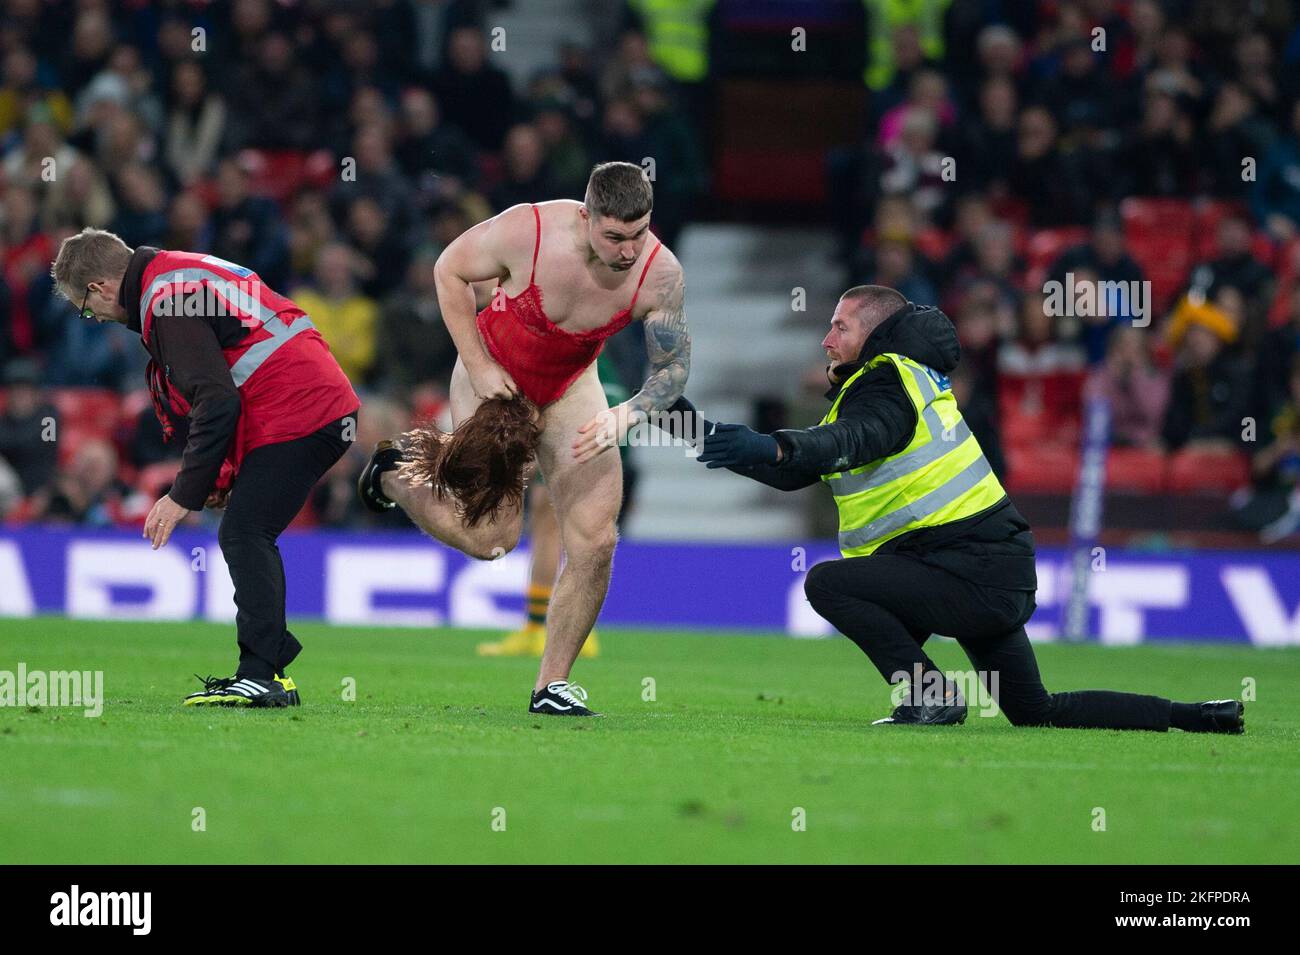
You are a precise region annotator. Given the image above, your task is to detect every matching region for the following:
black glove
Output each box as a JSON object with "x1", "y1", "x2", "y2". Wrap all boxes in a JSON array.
[
  {"x1": 658, "y1": 395, "x2": 715, "y2": 447},
  {"x1": 698, "y1": 423, "x2": 780, "y2": 469}
]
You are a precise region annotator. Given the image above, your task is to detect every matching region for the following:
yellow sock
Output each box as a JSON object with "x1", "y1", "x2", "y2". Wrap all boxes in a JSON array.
[{"x1": 525, "y1": 584, "x2": 551, "y2": 629}]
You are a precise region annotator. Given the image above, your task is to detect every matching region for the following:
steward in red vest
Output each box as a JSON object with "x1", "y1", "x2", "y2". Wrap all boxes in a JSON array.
[
  {"x1": 124, "y1": 246, "x2": 359, "y2": 506},
  {"x1": 52, "y1": 229, "x2": 360, "y2": 707}
]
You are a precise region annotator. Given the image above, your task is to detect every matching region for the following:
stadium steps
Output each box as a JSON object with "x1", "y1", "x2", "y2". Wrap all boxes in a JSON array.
[
  {"x1": 488, "y1": 0, "x2": 594, "y2": 88},
  {"x1": 625, "y1": 224, "x2": 839, "y2": 541}
]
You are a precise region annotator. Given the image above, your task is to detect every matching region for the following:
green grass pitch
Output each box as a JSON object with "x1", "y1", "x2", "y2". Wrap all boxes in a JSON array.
[{"x1": 1, "y1": 617, "x2": 1297, "y2": 864}]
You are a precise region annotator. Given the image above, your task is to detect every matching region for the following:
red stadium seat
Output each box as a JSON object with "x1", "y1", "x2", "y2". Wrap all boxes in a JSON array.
[
  {"x1": 55, "y1": 425, "x2": 100, "y2": 468},
  {"x1": 1105, "y1": 446, "x2": 1166, "y2": 493},
  {"x1": 1026, "y1": 227, "x2": 1089, "y2": 271},
  {"x1": 1163, "y1": 448, "x2": 1250, "y2": 494},
  {"x1": 1023, "y1": 226, "x2": 1090, "y2": 290},
  {"x1": 1121, "y1": 197, "x2": 1196, "y2": 237},
  {"x1": 998, "y1": 371, "x2": 1086, "y2": 449},
  {"x1": 135, "y1": 461, "x2": 182, "y2": 499},
  {"x1": 119, "y1": 389, "x2": 154, "y2": 426},
  {"x1": 1250, "y1": 233, "x2": 1278, "y2": 271},
  {"x1": 1005, "y1": 444, "x2": 1080, "y2": 493},
  {"x1": 914, "y1": 225, "x2": 954, "y2": 262},
  {"x1": 238, "y1": 149, "x2": 334, "y2": 204},
  {"x1": 3, "y1": 495, "x2": 38, "y2": 525},
  {"x1": 301, "y1": 149, "x2": 338, "y2": 192},
  {"x1": 1126, "y1": 234, "x2": 1192, "y2": 314},
  {"x1": 1121, "y1": 198, "x2": 1195, "y2": 313},
  {"x1": 989, "y1": 196, "x2": 1029, "y2": 230},
  {"x1": 51, "y1": 387, "x2": 121, "y2": 438},
  {"x1": 1192, "y1": 199, "x2": 1249, "y2": 259}
]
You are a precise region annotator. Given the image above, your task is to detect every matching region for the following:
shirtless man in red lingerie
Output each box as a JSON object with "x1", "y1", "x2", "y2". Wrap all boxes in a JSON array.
[{"x1": 359, "y1": 162, "x2": 689, "y2": 716}]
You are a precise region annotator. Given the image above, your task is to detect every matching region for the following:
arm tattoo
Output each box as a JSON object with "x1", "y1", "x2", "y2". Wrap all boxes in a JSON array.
[{"x1": 628, "y1": 266, "x2": 690, "y2": 420}]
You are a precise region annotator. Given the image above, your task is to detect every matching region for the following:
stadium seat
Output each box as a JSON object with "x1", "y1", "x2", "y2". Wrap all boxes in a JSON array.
[
  {"x1": 1163, "y1": 448, "x2": 1250, "y2": 494},
  {"x1": 1192, "y1": 199, "x2": 1249, "y2": 259},
  {"x1": 1126, "y1": 233, "x2": 1192, "y2": 314},
  {"x1": 1121, "y1": 198, "x2": 1195, "y2": 313},
  {"x1": 3, "y1": 495, "x2": 38, "y2": 525},
  {"x1": 409, "y1": 388, "x2": 450, "y2": 428},
  {"x1": 239, "y1": 149, "x2": 334, "y2": 205},
  {"x1": 989, "y1": 196, "x2": 1030, "y2": 230},
  {"x1": 135, "y1": 461, "x2": 182, "y2": 499},
  {"x1": 1026, "y1": 227, "x2": 1089, "y2": 272},
  {"x1": 913, "y1": 225, "x2": 953, "y2": 262},
  {"x1": 51, "y1": 387, "x2": 121, "y2": 438},
  {"x1": 998, "y1": 371, "x2": 1086, "y2": 449},
  {"x1": 1122, "y1": 197, "x2": 1196, "y2": 237},
  {"x1": 1105, "y1": 447, "x2": 1166, "y2": 493},
  {"x1": 55, "y1": 425, "x2": 100, "y2": 468},
  {"x1": 1005, "y1": 444, "x2": 1080, "y2": 493},
  {"x1": 1023, "y1": 226, "x2": 1090, "y2": 290}
]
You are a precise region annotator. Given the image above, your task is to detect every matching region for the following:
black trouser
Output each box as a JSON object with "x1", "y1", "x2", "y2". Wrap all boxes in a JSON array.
[
  {"x1": 804, "y1": 553, "x2": 1174, "y2": 730},
  {"x1": 218, "y1": 411, "x2": 355, "y2": 679}
]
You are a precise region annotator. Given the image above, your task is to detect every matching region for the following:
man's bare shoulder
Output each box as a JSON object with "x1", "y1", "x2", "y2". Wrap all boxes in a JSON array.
[
  {"x1": 473, "y1": 203, "x2": 543, "y2": 274},
  {"x1": 535, "y1": 198, "x2": 584, "y2": 214},
  {"x1": 637, "y1": 240, "x2": 684, "y2": 319}
]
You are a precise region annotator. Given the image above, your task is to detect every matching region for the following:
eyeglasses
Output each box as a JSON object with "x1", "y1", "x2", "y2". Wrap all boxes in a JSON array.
[{"x1": 77, "y1": 284, "x2": 95, "y2": 320}]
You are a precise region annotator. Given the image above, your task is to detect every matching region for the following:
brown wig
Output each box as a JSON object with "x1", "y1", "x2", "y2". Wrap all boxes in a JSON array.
[{"x1": 397, "y1": 396, "x2": 542, "y2": 528}]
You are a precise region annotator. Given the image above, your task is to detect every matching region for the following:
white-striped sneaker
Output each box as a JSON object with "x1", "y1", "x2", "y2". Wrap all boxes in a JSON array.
[
  {"x1": 183, "y1": 674, "x2": 291, "y2": 708},
  {"x1": 528, "y1": 681, "x2": 600, "y2": 717}
]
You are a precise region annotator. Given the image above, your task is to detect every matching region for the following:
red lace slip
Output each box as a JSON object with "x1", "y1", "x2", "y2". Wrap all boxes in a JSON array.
[{"x1": 476, "y1": 205, "x2": 661, "y2": 406}]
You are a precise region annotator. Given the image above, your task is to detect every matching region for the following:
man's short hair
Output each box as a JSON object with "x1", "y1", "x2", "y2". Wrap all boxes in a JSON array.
[
  {"x1": 584, "y1": 161, "x2": 653, "y2": 222},
  {"x1": 839, "y1": 285, "x2": 908, "y2": 328},
  {"x1": 50, "y1": 227, "x2": 133, "y2": 302}
]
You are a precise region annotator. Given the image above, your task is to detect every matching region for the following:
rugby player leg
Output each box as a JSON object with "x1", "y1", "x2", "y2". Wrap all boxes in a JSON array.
[
  {"x1": 380, "y1": 356, "x2": 526, "y2": 560},
  {"x1": 532, "y1": 362, "x2": 622, "y2": 689}
]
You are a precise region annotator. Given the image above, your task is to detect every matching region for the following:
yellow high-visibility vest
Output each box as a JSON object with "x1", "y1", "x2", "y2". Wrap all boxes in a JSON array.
[
  {"x1": 629, "y1": 0, "x2": 715, "y2": 83},
  {"x1": 863, "y1": 0, "x2": 951, "y2": 89},
  {"x1": 820, "y1": 352, "x2": 1006, "y2": 557}
]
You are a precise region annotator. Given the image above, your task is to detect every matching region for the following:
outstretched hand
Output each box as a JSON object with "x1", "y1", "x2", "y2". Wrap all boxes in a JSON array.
[{"x1": 698, "y1": 423, "x2": 780, "y2": 469}]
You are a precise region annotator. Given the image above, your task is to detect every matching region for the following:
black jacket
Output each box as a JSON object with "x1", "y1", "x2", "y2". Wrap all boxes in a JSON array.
[
  {"x1": 735, "y1": 304, "x2": 1037, "y2": 591},
  {"x1": 119, "y1": 247, "x2": 245, "y2": 510}
]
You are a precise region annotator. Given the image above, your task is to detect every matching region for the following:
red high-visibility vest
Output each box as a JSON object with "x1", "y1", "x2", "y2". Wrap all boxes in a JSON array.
[{"x1": 139, "y1": 250, "x2": 359, "y2": 491}]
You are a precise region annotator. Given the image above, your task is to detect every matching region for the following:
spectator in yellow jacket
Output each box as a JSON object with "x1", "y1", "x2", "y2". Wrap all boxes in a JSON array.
[{"x1": 292, "y1": 242, "x2": 379, "y2": 385}]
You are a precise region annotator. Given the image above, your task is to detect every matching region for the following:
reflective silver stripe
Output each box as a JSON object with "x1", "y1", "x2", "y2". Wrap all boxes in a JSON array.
[
  {"x1": 827, "y1": 418, "x2": 972, "y2": 497},
  {"x1": 825, "y1": 359, "x2": 961, "y2": 497},
  {"x1": 905, "y1": 361, "x2": 938, "y2": 403},
  {"x1": 838, "y1": 454, "x2": 994, "y2": 552},
  {"x1": 139, "y1": 267, "x2": 276, "y2": 330},
  {"x1": 229, "y1": 315, "x2": 315, "y2": 386}
]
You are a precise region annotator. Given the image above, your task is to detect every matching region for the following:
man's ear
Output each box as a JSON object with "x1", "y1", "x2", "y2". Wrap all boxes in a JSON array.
[{"x1": 578, "y1": 204, "x2": 590, "y2": 222}]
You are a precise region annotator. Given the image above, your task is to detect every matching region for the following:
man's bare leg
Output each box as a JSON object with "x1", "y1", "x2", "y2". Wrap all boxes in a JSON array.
[
  {"x1": 527, "y1": 484, "x2": 562, "y2": 586},
  {"x1": 532, "y1": 364, "x2": 622, "y2": 689},
  {"x1": 380, "y1": 357, "x2": 526, "y2": 560}
]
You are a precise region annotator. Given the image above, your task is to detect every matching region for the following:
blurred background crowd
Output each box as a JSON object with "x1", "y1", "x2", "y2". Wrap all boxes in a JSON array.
[{"x1": 0, "y1": 0, "x2": 1298, "y2": 546}]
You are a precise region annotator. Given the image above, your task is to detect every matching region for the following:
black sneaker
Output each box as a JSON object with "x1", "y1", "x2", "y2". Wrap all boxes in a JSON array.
[
  {"x1": 529, "y1": 681, "x2": 600, "y2": 717},
  {"x1": 872, "y1": 701, "x2": 968, "y2": 726},
  {"x1": 275, "y1": 673, "x2": 300, "y2": 706},
  {"x1": 357, "y1": 439, "x2": 404, "y2": 513},
  {"x1": 183, "y1": 674, "x2": 291, "y2": 708},
  {"x1": 1196, "y1": 700, "x2": 1245, "y2": 734}
]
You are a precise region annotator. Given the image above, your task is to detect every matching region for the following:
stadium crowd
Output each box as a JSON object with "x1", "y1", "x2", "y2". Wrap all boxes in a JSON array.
[
  {"x1": 828, "y1": 0, "x2": 1300, "y2": 540},
  {"x1": 0, "y1": 0, "x2": 706, "y2": 532},
  {"x1": 0, "y1": 0, "x2": 1298, "y2": 542}
]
